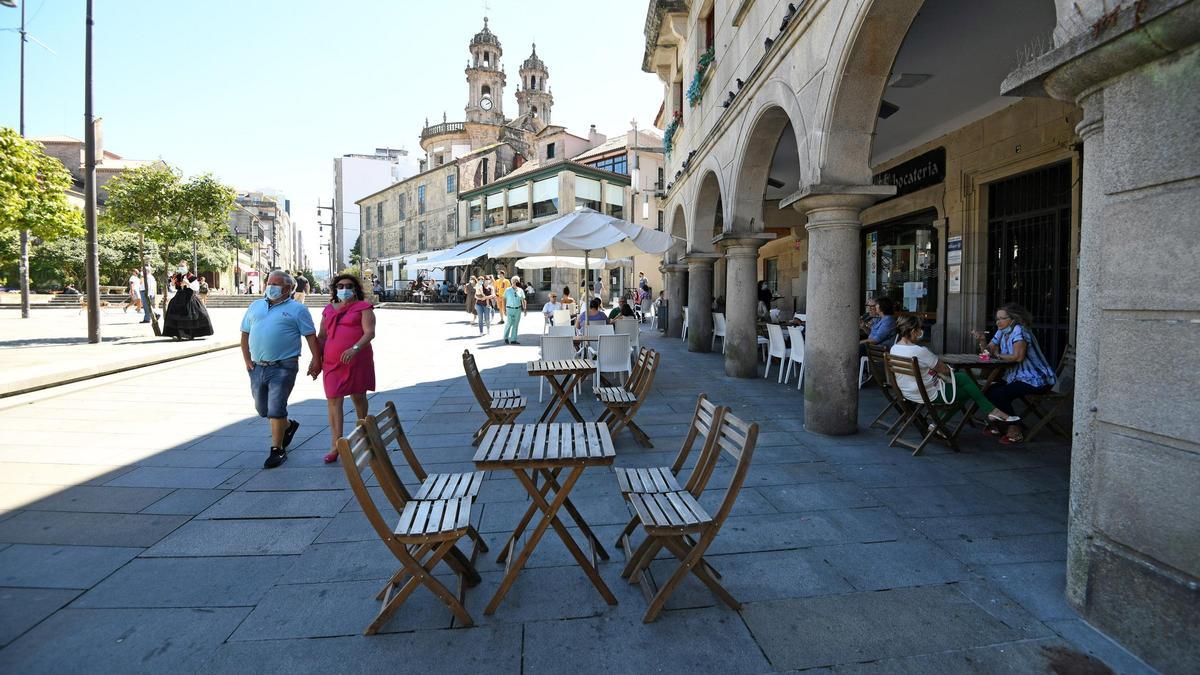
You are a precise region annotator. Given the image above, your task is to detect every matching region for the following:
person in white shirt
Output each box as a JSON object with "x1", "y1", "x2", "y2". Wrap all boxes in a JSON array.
[
  {"x1": 125, "y1": 269, "x2": 143, "y2": 313},
  {"x1": 542, "y1": 292, "x2": 563, "y2": 324},
  {"x1": 889, "y1": 315, "x2": 1017, "y2": 423},
  {"x1": 140, "y1": 266, "x2": 159, "y2": 324}
]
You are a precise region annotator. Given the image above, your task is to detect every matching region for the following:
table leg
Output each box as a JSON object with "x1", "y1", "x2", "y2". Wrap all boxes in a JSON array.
[
  {"x1": 555, "y1": 373, "x2": 588, "y2": 422},
  {"x1": 537, "y1": 374, "x2": 569, "y2": 423},
  {"x1": 496, "y1": 467, "x2": 610, "y2": 563}
]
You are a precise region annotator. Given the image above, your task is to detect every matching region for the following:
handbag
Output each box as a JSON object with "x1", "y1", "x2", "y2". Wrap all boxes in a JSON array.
[{"x1": 931, "y1": 364, "x2": 959, "y2": 405}]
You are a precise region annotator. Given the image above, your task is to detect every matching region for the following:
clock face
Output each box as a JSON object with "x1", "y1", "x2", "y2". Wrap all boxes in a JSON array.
[{"x1": 480, "y1": 95, "x2": 493, "y2": 111}]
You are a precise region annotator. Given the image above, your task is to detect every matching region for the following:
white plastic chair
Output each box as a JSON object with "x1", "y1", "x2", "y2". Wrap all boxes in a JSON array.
[
  {"x1": 639, "y1": 298, "x2": 653, "y2": 324},
  {"x1": 681, "y1": 307, "x2": 689, "y2": 341},
  {"x1": 769, "y1": 308, "x2": 780, "y2": 323},
  {"x1": 613, "y1": 317, "x2": 640, "y2": 357},
  {"x1": 764, "y1": 323, "x2": 790, "y2": 382},
  {"x1": 757, "y1": 335, "x2": 769, "y2": 361},
  {"x1": 794, "y1": 313, "x2": 807, "y2": 322},
  {"x1": 553, "y1": 309, "x2": 571, "y2": 327},
  {"x1": 595, "y1": 333, "x2": 632, "y2": 390},
  {"x1": 712, "y1": 313, "x2": 727, "y2": 352},
  {"x1": 784, "y1": 325, "x2": 806, "y2": 390},
  {"x1": 648, "y1": 303, "x2": 659, "y2": 330},
  {"x1": 548, "y1": 325, "x2": 574, "y2": 337},
  {"x1": 859, "y1": 356, "x2": 871, "y2": 388},
  {"x1": 540, "y1": 335, "x2": 579, "y2": 403},
  {"x1": 584, "y1": 322, "x2": 615, "y2": 337}
]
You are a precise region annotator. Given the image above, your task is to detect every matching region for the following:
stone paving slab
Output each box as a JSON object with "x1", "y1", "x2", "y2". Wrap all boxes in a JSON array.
[
  {"x1": 936, "y1": 532, "x2": 1067, "y2": 566},
  {"x1": 72, "y1": 556, "x2": 295, "y2": 608},
  {"x1": 0, "y1": 587, "x2": 81, "y2": 648},
  {"x1": 647, "y1": 547, "x2": 856, "y2": 608},
  {"x1": 196, "y1": 490, "x2": 351, "y2": 520},
  {"x1": 0, "y1": 607, "x2": 250, "y2": 673},
  {"x1": 0, "y1": 543, "x2": 142, "y2": 589},
  {"x1": 103, "y1": 466, "x2": 241, "y2": 490},
  {"x1": 810, "y1": 538, "x2": 972, "y2": 592},
  {"x1": 832, "y1": 638, "x2": 1092, "y2": 674},
  {"x1": 757, "y1": 481, "x2": 882, "y2": 512},
  {"x1": 0, "y1": 511, "x2": 187, "y2": 548},
  {"x1": 0, "y1": 484, "x2": 173, "y2": 514},
  {"x1": 903, "y1": 511, "x2": 1066, "y2": 541},
  {"x1": 139, "y1": 488, "x2": 231, "y2": 515},
  {"x1": 981, "y1": 561, "x2": 1076, "y2": 621},
  {"x1": 141, "y1": 518, "x2": 329, "y2": 557}
]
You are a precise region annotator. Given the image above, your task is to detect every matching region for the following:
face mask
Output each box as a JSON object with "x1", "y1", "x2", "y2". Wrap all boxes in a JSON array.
[
  {"x1": 265, "y1": 286, "x2": 283, "y2": 300},
  {"x1": 177, "y1": 267, "x2": 187, "y2": 274},
  {"x1": 337, "y1": 289, "x2": 354, "y2": 301},
  {"x1": 916, "y1": 331, "x2": 925, "y2": 341}
]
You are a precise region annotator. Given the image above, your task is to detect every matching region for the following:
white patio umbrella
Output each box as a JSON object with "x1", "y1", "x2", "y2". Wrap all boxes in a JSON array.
[
  {"x1": 487, "y1": 208, "x2": 674, "y2": 327},
  {"x1": 513, "y1": 255, "x2": 631, "y2": 271}
]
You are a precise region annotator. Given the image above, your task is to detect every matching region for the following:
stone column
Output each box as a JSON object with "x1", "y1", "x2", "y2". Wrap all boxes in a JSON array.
[
  {"x1": 786, "y1": 185, "x2": 893, "y2": 435},
  {"x1": 661, "y1": 263, "x2": 687, "y2": 338},
  {"x1": 715, "y1": 234, "x2": 773, "y2": 378},
  {"x1": 685, "y1": 254, "x2": 720, "y2": 352}
]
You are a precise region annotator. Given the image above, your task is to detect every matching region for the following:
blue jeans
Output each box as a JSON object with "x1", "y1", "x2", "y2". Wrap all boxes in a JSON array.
[
  {"x1": 476, "y1": 303, "x2": 491, "y2": 333},
  {"x1": 140, "y1": 291, "x2": 154, "y2": 322},
  {"x1": 504, "y1": 308, "x2": 521, "y2": 342},
  {"x1": 248, "y1": 358, "x2": 299, "y2": 419}
]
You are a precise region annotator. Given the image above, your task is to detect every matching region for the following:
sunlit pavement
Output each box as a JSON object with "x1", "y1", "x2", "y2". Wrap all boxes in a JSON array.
[{"x1": 0, "y1": 309, "x2": 1152, "y2": 673}]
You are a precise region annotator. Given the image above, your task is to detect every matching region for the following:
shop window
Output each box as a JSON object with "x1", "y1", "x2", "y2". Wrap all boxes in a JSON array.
[
  {"x1": 604, "y1": 183, "x2": 624, "y2": 219},
  {"x1": 532, "y1": 177, "x2": 559, "y2": 218},
  {"x1": 863, "y1": 209, "x2": 939, "y2": 327},
  {"x1": 417, "y1": 184, "x2": 426, "y2": 215},
  {"x1": 468, "y1": 199, "x2": 482, "y2": 232},
  {"x1": 508, "y1": 184, "x2": 529, "y2": 222},
  {"x1": 576, "y1": 177, "x2": 602, "y2": 211},
  {"x1": 485, "y1": 192, "x2": 505, "y2": 228}
]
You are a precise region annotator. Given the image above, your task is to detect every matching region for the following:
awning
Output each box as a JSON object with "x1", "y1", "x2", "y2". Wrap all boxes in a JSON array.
[
  {"x1": 420, "y1": 240, "x2": 491, "y2": 268},
  {"x1": 397, "y1": 247, "x2": 451, "y2": 269}
]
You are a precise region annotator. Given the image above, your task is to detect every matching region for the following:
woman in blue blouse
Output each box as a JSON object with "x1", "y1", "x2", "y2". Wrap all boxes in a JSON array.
[{"x1": 972, "y1": 303, "x2": 1057, "y2": 444}]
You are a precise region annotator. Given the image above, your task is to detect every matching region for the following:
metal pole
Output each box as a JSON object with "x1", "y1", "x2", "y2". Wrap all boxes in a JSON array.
[
  {"x1": 18, "y1": 0, "x2": 30, "y2": 319},
  {"x1": 83, "y1": 0, "x2": 100, "y2": 343},
  {"x1": 190, "y1": 212, "x2": 198, "y2": 272}
]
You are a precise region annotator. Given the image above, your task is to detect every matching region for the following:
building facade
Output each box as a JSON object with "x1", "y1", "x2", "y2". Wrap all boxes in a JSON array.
[
  {"x1": 642, "y1": 0, "x2": 1199, "y2": 670},
  {"x1": 331, "y1": 148, "x2": 415, "y2": 273}
]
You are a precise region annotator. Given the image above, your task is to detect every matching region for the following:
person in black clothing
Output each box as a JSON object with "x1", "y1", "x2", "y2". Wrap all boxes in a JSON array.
[{"x1": 163, "y1": 264, "x2": 213, "y2": 340}]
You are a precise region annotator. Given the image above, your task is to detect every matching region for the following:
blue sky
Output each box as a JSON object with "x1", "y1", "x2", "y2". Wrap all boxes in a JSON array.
[{"x1": 0, "y1": 0, "x2": 663, "y2": 271}]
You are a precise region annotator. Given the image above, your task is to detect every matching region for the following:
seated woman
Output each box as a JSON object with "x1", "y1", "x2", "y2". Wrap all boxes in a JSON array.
[
  {"x1": 608, "y1": 298, "x2": 636, "y2": 320},
  {"x1": 972, "y1": 303, "x2": 1057, "y2": 444},
  {"x1": 859, "y1": 296, "x2": 896, "y2": 356},
  {"x1": 560, "y1": 286, "x2": 577, "y2": 315},
  {"x1": 890, "y1": 315, "x2": 1020, "y2": 424},
  {"x1": 576, "y1": 297, "x2": 610, "y2": 331}
]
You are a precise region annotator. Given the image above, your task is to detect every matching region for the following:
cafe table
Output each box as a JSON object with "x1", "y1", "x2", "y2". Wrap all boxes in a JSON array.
[
  {"x1": 527, "y1": 358, "x2": 595, "y2": 423},
  {"x1": 474, "y1": 422, "x2": 618, "y2": 615},
  {"x1": 942, "y1": 353, "x2": 1010, "y2": 424}
]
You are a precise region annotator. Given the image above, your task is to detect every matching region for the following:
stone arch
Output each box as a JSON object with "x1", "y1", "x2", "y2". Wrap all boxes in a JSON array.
[
  {"x1": 667, "y1": 203, "x2": 688, "y2": 264},
  {"x1": 728, "y1": 79, "x2": 811, "y2": 233},
  {"x1": 689, "y1": 169, "x2": 724, "y2": 253}
]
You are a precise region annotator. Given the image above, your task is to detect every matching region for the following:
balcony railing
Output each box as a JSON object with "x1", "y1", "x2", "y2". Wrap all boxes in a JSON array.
[{"x1": 421, "y1": 122, "x2": 466, "y2": 139}]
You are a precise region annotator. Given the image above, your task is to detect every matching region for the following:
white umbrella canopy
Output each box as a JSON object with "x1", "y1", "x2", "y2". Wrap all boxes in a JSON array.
[
  {"x1": 487, "y1": 208, "x2": 673, "y2": 260},
  {"x1": 514, "y1": 255, "x2": 631, "y2": 270}
]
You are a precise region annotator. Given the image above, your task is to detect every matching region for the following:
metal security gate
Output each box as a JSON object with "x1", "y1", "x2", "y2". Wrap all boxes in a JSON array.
[{"x1": 986, "y1": 162, "x2": 1072, "y2": 365}]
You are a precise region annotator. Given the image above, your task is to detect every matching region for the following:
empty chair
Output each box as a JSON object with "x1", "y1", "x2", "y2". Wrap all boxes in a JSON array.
[
  {"x1": 595, "y1": 333, "x2": 632, "y2": 390},
  {"x1": 553, "y1": 309, "x2": 571, "y2": 328},
  {"x1": 783, "y1": 325, "x2": 805, "y2": 389},
  {"x1": 712, "y1": 313, "x2": 727, "y2": 352},
  {"x1": 548, "y1": 324, "x2": 574, "y2": 337},
  {"x1": 763, "y1": 323, "x2": 790, "y2": 382},
  {"x1": 613, "y1": 317, "x2": 640, "y2": 356},
  {"x1": 595, "y1": 348, "x2": 660, "y2": 448},
  {"x1": 462, "y1": 350, "x2": 527, "y2": 445},
  {"x1": 584, "y1": 322, "x2": 615, "y2": 337},
  {"x1": 648, "y1": 302, "x2": 659, "y2": 330},
  {"x1": 681, "y1": 307, "x2": 689, "y2": 341},
  {"x1": 639, "y1": 297, "x2": 653, "y2": 323},
  {"x1": 539, "y1": 335, "x2": 579, "y2": 403},
  {"x1": 757, "y1": 334, "x2": 769, "y2": 361}
]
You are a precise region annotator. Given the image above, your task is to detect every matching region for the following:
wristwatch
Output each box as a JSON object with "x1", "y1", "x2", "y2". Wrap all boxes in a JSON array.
[{"x1": 350, "y1": 345, "x2": 361, "y2": 352}]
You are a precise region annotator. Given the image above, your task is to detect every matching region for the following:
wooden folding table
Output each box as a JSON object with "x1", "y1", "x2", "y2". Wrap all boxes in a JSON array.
[{"x1": 527, "y1": 358, "x2": 595, "y2": 423}]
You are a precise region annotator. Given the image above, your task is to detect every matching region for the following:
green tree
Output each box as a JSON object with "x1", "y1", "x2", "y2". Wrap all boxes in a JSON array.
[
  {"x1": 0, "y1": 127, "x2": 81, "y2": 240},
  {"x1": 349, "y1": 234, "x2": 363, "y2": 267}
]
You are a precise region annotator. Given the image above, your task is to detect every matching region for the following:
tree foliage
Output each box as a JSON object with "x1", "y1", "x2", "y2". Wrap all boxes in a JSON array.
[
  {"x1": 349, "y1": 234, "x2": 363, "y2": 266},
  {"x1": 0, "y1": 126, "x2": 81, "y2": 240}
]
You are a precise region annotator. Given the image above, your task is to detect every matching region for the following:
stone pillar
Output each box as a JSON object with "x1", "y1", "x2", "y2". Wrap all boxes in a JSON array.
[
  {"x1": 661, "y1": 263, "x2": 687, "y2": 338},
  {"x1": 715, "y1": 234, "x2": 773, "y2": 378},
  {"x1": 685, "y1": 254, "x2": 720, "y2": 352},
  {"x1": 786, "y1": 186, "x2": 892, "y2": 435}
]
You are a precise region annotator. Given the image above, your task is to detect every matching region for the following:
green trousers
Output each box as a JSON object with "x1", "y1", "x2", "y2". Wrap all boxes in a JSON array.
[{"x1": 933, "y1": 371, "x2": 994, "y2": 413}]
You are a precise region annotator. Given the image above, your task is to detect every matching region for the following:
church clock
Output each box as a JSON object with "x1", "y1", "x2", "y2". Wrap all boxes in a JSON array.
[{"x1": 480, "y1": 95, "x2": 493, "y2": 111}]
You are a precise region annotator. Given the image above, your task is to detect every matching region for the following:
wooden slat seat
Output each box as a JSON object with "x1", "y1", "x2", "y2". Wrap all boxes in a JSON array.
[
  {"x1": 395, "y1": 496, "x2": 473, "y2": 537},
  {"x1": 614, "y1": 466, "x2": 684, "y2": 495},
  {"x1": 595, "y1": 387, "x2": 638, "y2": 405},
  {"x1": 627, "y1": 490, "x2": 710, "y2": 533},
  {"x1": 596, "y1": 348, "x2": 660, "y2": 448},
  {"x1": 412, "y1": 472, "x2": 485, "y2": 501},
  {"x1": 464, "y1": 349, "x2": 527, "y2": 444}
]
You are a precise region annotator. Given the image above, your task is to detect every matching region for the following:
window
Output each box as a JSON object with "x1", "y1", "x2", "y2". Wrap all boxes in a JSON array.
[
  {"x1": 364, "y1": 206, "x2": 372, "y2": 228},
  {"x1": 397, "y1": 230, "x2": 406, "y2": 253},
  {"x1": 468, "y1": 199, "x2": 482, "y2": 232},
  {"x1": 530, "y1": 75, "x2": 537, "y2": 90},
  {"x1": 397, "y1": 193, "x2": 406, "y2": 220},
  {"x1": 485, "y1": 192, "x2": 505, "y2": 228},
  {"x1": 446, "y1": 209, "x2": 457, "y2": 233},
  {"x1": 604, "y1": 183, "x2": 624, "y2": 219},
  {"x1": 481, "y1": 158, "x2": 490, "y2": 185},
  {"x1": 656, "y1": 167, "x2": 665, "y2": 190},
  {"x1": 673, "y1": 80, "x2": 684, "y2": 120},
  {"x1": 589, "y1": 155, "x2": 628, "y2": 175},
  {"x1": 576, "y1": 177, "x2": 601, "y2": 211},
  {"x1": 446, "y1": 173, "x2": 456, "y2": 193},
  {"x1": 642, "y1": 193, "x2": 650, "y2": 220},
  {"x1": 417, "y1": 222, "x2": 426, "y2": 250},
  {"x1": 764, "y1": 258, "x2": 779, "y2": 296},
  {"x1": 532, "y1": 177, "x2": 559, "y2": 218},
  {"x1": 539, "y1": 268, "x2": 552, "y2": 292},
  {"x1": 417, "y1": 184, "x2": 426, "y2": 215},
  {"x1": 657, "y1": 209, "x2": 664, "y2": 231},
  {"x1": 376, "y1": 231, "x2": 383, "y2": 257},
  {"x1": 546, "y1": 143, "x2": 555, "y2": 159},
  {"x1": 704, "y1": 9, "x2": 715, "y2": 51},
  {"x1": 507, "y1": 184, "x2": 529, "y2": 223},
  {"x1": 376, "y1": 203, "x2": 383, "y2": 227}
]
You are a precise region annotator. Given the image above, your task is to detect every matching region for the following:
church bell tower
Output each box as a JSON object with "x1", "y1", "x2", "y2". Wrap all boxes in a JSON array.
[
  {"x1": 516, "y1": 43, "x2": 553, "y2": 125},
  {"x1": 465, "y1": 18, "x2": 506, "y2": 124}
]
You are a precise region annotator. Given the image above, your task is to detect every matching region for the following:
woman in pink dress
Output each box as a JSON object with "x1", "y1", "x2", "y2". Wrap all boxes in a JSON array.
[{"x1": 319, "y1": 274, "x2": 377, "y2": 463}]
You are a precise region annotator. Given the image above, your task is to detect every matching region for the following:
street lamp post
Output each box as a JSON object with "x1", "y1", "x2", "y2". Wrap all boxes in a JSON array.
[
  {"x1": 9, "y1": 0, "x2": 32, "y2": 319},
  {"x1": 83, "y1": 0, "x2": 101, "y2": 343},
  {"x1": 316, "y1": 199, "x2": 336, "y2": 276}
]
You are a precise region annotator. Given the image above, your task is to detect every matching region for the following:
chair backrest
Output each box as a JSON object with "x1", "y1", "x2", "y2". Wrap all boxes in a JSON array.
[
  {"x1": 703, "y1": 410, "x2": 759, "y2": 527},
  {"x1": 683, "y1": 307, "x2": 689, "y2": 324},
  {"x1": 865, "y1": 343, "x2": 895, "y2": 397},
  {"x1": 884, "y1": 353, "x2": 938, "y2": 406},
  {"x1": 462, "y1": 349, "x2": 493, "y2": 407},
  {"x1": 626, "y1": 347, "x2": 659, "y2": 395},
  {"x1": 596, "y1": 334, "x2": 631, "y2": 371},
  {"x1": 794, "y1": 313, "x2": 807, "y2": 322},
  {"x1": 334, "y1": 419, "x2": 411, "y2": 555},
  {"x1": 1052, "y1": 344, "x2": 1076, "y2": 395},
  {"x1": 713, "y1": 313, "x2": 726, "y2": 334},
  {"x1": 541, "y1": 334, "x2": 577, "y2": 361},
  {"x1": 548, "y1": 325, "x2": 574, "y2": 337},
  {"x1": 640, "y1": 298, "x2": 652, "y2": 314},
  {"x1": 787, "y1": 325, "x2": 805, "y2": 362},
  {"x1": 553, "y1": 309, "x2": 571, "y2": 326},
  {"x1": 769, "y1": 308, "x2": 780, "y2": 323},
  {"x1": 613, "y1": 317, "x2": 638, "y2": 336},
  {"x1": 585, "y1": 322, "x2": 615, "y2": 337},
  {"x1": 370, "y1": 400, "x2": 426, "y2": 482},
  {"x1": 674, "y1": 395, "x2": 727, "y2": 493},
  {"x1": 767, "y1": 323, "x2": 787, "y2": 354}
]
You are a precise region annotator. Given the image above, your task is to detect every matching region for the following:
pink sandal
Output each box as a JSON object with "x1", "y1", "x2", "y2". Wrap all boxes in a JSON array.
[{"x1": 323, "y1": 451, "x2": 339, "y2": 464}]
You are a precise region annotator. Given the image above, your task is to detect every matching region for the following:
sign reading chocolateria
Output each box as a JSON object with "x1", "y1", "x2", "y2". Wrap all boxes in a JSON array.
[{"x1": 872, "y1": 147, "x2": 946, "y2": 201}]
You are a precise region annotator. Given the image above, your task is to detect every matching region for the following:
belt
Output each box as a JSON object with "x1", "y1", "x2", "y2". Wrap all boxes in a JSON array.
[{"x1": 254, "y1": 357, "x2": 298, "y2": 367}]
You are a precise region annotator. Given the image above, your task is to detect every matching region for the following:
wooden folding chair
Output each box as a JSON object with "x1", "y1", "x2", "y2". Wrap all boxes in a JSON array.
[
  {"x1": 613, "y1": 394, "x2": 726, "y2": 552},
  {"x1": 364, "y1": 402, "x2": 489, "y2": 554},
  {"x1": 621, "y1": 409, "x2": 759, "y2": 622},
  {"x1": 595, "y1": 348, "x2": 659, "y2": 448},
  {"x1": 463, "y1": 349, "x2": 527, "y2": 445},
  {"x1": 865, "y1": 344, "x2": 905, "y2": 434},
  {"x1": 1020, "y1": 344, "x2": 1075, "y2": 442},
  {"x1": 335, "y1": 420, "x2": 480, "y2": 633},
  {"x1": 884, "y1": 353, "x2": 966, "y2": 456}
]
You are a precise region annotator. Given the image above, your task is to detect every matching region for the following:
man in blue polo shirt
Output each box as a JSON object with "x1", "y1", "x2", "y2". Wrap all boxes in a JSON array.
[{"x1": 240, "y1": 271, "x2": 321, "y2": 468}]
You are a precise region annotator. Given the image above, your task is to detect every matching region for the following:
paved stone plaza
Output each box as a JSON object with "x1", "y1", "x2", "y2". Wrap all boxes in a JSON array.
[{"x1": 0, "y1": 309, "x2": 1153, "y2": 673}]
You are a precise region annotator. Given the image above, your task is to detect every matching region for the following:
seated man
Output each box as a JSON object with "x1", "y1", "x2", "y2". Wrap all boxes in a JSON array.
[
  {"x1": 542, "y1": 292, "x2": 562, "y2": 324},
  {"x1": 859, "y1": 296, "x2": 897, "y2": 356}
]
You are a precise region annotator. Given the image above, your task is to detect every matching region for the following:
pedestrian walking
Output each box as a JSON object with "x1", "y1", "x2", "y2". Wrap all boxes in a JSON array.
[
  {"x1": 475, "y1": 281, "x2": 493, "y2": 335},
  {"x1": 163, "y1": 263, "x2": 214, "y2": 340},
  {"x1": 125, "y1": 269, "x2": 143, "y2": 313},
  {"x1": 140, "y1": 265, "x2": 158, "y2": 324},
  {"x1": 239, "y1": 271, "x2": 321, "y2": 469},
  {"x1": 464, "y1": 276, "x2": 477, "y2": 318},
  {"x1": 319, "y1": 274, "x2": 376, "y2": 464},
  {"x1": 503, "y1": 275, "x2": 526, "y2": 344},
  {"x1": 198, "y1": 277, "x2": 209, "y2": 305},
  {"x1": 494, "y1": 270, "x2": 510, "y2": 324},
  {"x1": 294, "y1": 274, "x2": 309, "y2": 304}
]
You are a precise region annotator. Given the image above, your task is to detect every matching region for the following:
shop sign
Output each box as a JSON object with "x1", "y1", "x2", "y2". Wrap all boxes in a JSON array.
[
  {"x1": 873, "y1": 147, "x2": 946, "y2": 201},
  {"x1": 947, "y1": 235, "x2": 962, "y2": 265},
  {"x1": 865, "y1": 232, "x2": 878, "y2": 291}
]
